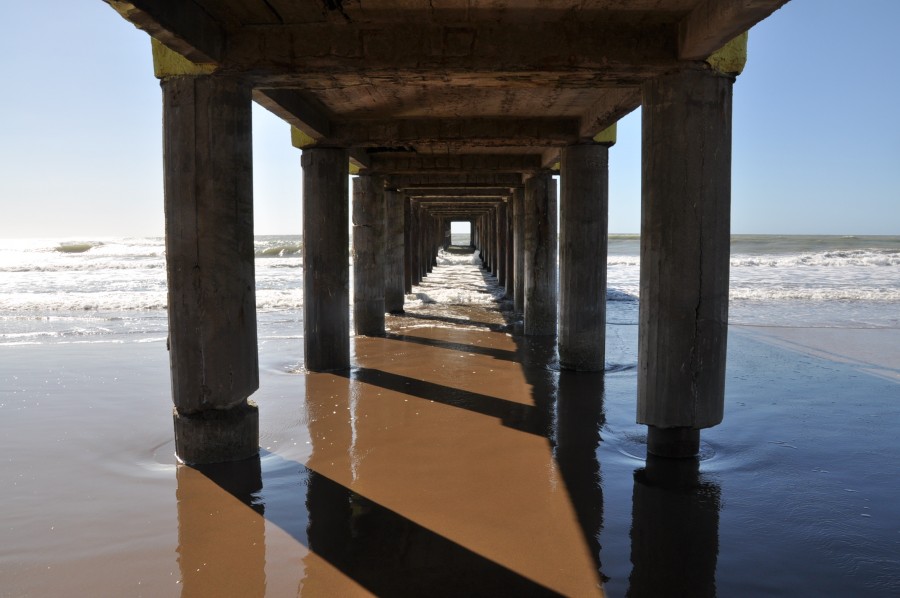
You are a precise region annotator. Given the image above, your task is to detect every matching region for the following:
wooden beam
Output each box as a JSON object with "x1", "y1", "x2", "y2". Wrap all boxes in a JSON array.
[
  {"x1": 370, "y1": 154, "x2": 543, "y2": 175},
  {"x1": 406, "y1": 189, "x2": 514, "y2": 198},
  {"x1": 328, "y1": 118, "x2": 580, "y2": 148},
  {"x1": 578, "y1": 88, "x2": 640, "y2": 138},
  {"x1": 390, "y1": 175, "x2": 523, "y2": 189},
  {"x1": 226, "y1": 20, "x2": 678, "y2": 75},
  {"x1": 104, "y1": 0, "x2": 225, "y2": 64},
  {"x1": 253, "y1": 89, "x2": 332, "y2": 139},
  {"x1": 679, "y1": 0, "x2": 789, "y2": 61}
]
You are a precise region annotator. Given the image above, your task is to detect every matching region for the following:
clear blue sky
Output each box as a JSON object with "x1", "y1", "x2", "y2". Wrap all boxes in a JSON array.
[{"x1": 1, "y1": 1, "x2": 897, "y2": 238}]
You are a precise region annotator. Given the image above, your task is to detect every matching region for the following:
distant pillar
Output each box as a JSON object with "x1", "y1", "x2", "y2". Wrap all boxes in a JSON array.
[
  {"x1": 524, "y1": 172, "x2": 558, "y2": 336},
  {"x1": 302, "y1": 147, "x2": 350, "y2": 371},
  {"x1": 161, "y1": 74, "x2": 259, "y2": 465},
  {"x1": 385, "y1": 187, "x2": 405, "y2": 313},
  {"x1": 353, "y1": 174, "x2": 386, "y2": 336},
  {"x1": 505, "y1": 200, "x2": 514, "y2": 298},
  {"x1": 513, "y1": 187, "x2": 525, "y2": 313},
  {"x1": 559, "y1": 141, "x2": 612, "y2": 371},
  {"x1": 638, "y1": 67, "x2": 733, "y2": 457},
  {"x1": 403, "y1": 194, "x2": 413, "y2": 294},
  {"x1": 442, "y1": 218, "x2": 451, "y2": 250},
  {"x1": 410, "y1": 200, "x2": 420, "y2": 286},
  {"x1": 497, "y1": 204, "x2": 507, "y2": 288}
]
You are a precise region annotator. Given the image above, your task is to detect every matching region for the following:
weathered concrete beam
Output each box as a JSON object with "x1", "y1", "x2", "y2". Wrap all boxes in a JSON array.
[
  {"x1": 389, "y1": 174, "x2": 523, "y2": 189},
  {"x1": 226, "y1": 21, "x2": 679, "y2": 76},
  {"x1": 407, "y1": 190, "x2": 511, "y2": 199},
  {"x1": 679, "y1": 0, "x2": 788, "y2": 60},
  {"x1": 370, "y1": 154, "x2": 542, "y2": 175},
  {"x1": 104, "y1": 0, "x2": 224, "y2": 64},
  {"x1": 253, "y1": 89, "x2": 332, "y2": 141},
  {"x1": 578, "y1": 88, "x2": 640, "y2": 138},
  {"x1": 327, "y1": 118, "x2": 581, "y2": 148}
]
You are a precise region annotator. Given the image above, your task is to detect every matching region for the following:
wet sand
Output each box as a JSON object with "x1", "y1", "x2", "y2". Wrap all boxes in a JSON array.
[{"x1": 2, "y1": 252, "x2": 899, "y2": 596}]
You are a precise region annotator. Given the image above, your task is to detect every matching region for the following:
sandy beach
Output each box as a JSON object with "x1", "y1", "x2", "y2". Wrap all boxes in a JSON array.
[{"x1": 2, "y1": 250, "x2": 899, "y2": 596}]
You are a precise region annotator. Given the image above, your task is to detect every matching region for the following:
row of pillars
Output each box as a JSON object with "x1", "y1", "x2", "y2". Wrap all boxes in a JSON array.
[{"x1": 160, "y1": 65, "x2": 733, "y2": 463}]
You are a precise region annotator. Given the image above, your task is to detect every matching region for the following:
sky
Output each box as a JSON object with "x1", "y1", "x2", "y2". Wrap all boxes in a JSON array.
[{"x1": 0, "y1": 0, "x2": 897, "y2": 238}]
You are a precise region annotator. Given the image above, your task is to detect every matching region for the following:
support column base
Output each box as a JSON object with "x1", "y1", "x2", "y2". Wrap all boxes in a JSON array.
[
  {"x1": 646, "y1": 425, "x2": 699, "y2": 459},
  {"x1": 174, "y1": 401, "x2": 259, "y2": 465},
  {"x1": 559, "y1": 353, "x2": 604, "y2": 372}
]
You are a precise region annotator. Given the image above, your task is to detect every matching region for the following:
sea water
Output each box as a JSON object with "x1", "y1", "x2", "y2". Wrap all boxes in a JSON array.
[{"x1": 0, "y1": 234, "x2": 898, "y2": 347}]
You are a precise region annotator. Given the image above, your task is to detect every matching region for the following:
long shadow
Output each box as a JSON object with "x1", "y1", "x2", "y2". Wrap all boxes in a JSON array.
[
  {"x1": 342, "y1": 366, "x2": 552, "y2": 439},
  {"x1": 180, "y1": 452, "x2": 562, "y2": 597},
  {"x1": 384, "y1": 331, "x2": 519, "y2": 362}
]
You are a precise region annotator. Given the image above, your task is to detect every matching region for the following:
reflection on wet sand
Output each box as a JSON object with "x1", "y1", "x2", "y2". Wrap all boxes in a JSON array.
[{"x1": 629, "y1": 456, "x2": 721, "y2": 597}]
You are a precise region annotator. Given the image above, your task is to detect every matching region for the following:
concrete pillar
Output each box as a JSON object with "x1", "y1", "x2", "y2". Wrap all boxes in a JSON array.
[
  {"x1": 513, "y1": 187, "x2": 525, "y2": 313},
  {"x1": 162, "y1": 74, "x2": 259, "y2": 465},
  {"x1": 353, "y1": 174, "x2": 386, "y2": 336},
  {"x1": 497, "y1": 204, "x2": 507, "y2": 288},
  {"x1": 505, "y1": 200, "x2": 514, "y2": 298},
  {"x1": 385, "y1": 187, "x2": 405, "y2": 313},
  {"x1": 410, "y1": 200, "x2": 420, "y2": 286},
  {"x1": 559, "y1": 143, "x2": 610, "y2": 371},
  {"x1": 638, "y1": 67, "x2": 733, "y2": 457},
  {"x1": 403, "y1": 194, "x2": 413, "y2": 294},
  {"x1": 524, "y1": 172, "x2": 558, "y2": 336},
  {"x1": 303, "y1": 147, "x2": 350, "y2": 371},
  {"x1": 442, "y1": 218, "x2": 451, "y2": 250}
]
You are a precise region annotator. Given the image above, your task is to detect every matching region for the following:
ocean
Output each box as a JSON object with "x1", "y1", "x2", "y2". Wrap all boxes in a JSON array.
[{"x1": 1, "y1": 234, "x2": 897, "y2": 347}]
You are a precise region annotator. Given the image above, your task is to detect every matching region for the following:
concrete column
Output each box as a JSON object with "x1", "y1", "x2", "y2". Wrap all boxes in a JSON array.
[
  {"x1": 442, "y1": 218, "x2": 451, "y2": 250},
  {"x1": 402, "y1": 194, "x2": 412, "y2": 294},
  {"x1": 638, "y1": 67, "x2": 733, "y2": 457},
  {"x1": 505, "y1": 200, "x2": 514, "y2": 298},
  {"x1": 385, "y1": 187, "x2": 405, "y2": 313},
  {"x1": 559, "y1": 144, "x2": 610, "y2": 371},
  {"x1": 303, "y1": 147, "x2": 350, "y2": 371},
  {"x1": 524, "y1": 172, "x2": 558, "y2": 336},
  {"x1": 353, "y1": 174, "x2": 386, "y2": 336},
  {"x1": 513, "y1": 187, "x2": 525, "y2": 313},
  {"x1": 497, "y1": 204, "x2": 507, "y2": 288},
  {"x1": 162, "y1": 74, "x2": 259, "y2": 465},
  {"x1": 410, "y1": 200, "x2": 420, "y2": 286}
]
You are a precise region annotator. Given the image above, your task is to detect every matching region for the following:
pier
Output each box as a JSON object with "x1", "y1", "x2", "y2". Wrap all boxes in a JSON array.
[{"x1": 104, "y1": 1, "x2": 788, "y2": 462}]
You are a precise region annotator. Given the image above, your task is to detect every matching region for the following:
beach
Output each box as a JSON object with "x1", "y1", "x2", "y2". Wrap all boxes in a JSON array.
[{"x1": 1, "y1": 237, "x2": 899, "y2": 595}]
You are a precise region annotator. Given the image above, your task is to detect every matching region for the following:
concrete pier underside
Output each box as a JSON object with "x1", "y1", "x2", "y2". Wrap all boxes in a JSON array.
[{"x1": 109, "y1": 0, "x2": 789, "y2": 463}]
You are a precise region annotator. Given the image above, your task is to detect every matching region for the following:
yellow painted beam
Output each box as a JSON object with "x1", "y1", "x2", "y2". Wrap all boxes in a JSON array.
[
  {"x1": 592, "y1": 122, "x2": 617, "y2": 146},
  {"x1": 706, "y1": 32, "x2": 748, "y2": 76},
  {"x1": 151, "y1": 38, "x2": 216, "y2": 78},
  {"x1": 290, "y1": 126, "x2": 317, "y2": 149}
]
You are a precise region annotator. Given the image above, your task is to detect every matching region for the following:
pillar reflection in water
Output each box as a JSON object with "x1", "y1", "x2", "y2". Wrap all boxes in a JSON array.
[
  {"x1": 555, "y1": 370, "x2": 606, "y2": 577},
  {"x1": 628, "y1": 456, "x2": 721, "y2": 597},
  {"x1": 176, "y1": 457, "x2": 266, "y2": 597}
]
